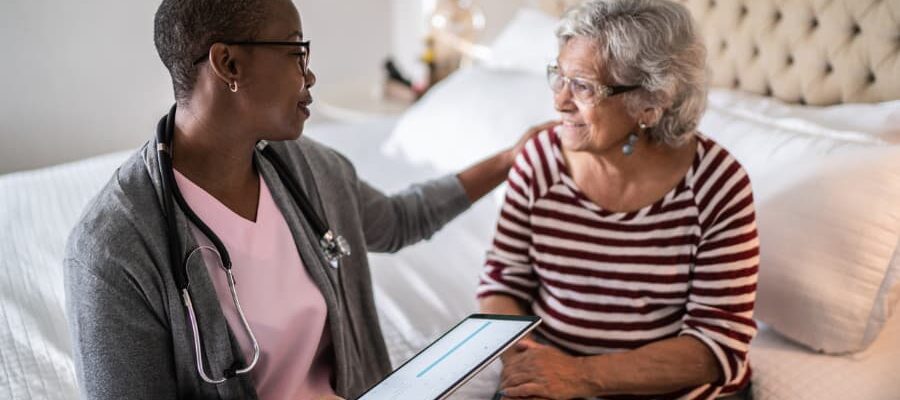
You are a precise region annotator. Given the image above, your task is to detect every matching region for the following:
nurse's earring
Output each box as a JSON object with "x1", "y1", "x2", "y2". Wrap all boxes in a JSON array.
[
  {"x1": 229, "y1": 81, "x2": 239, "y2": 93},
  {"x1": 622, "y1": 122, "x2": 646, "y2": 156}
]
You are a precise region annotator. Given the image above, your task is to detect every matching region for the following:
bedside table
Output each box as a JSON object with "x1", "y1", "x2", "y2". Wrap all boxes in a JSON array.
[{"x1": 313, "y1": 80, "x2": 412, "y2": 122}]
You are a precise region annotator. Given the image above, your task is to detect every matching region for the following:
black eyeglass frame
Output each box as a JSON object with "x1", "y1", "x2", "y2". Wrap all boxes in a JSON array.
[
  {"x1": 546, "y1": 64, "x2": 640, "y2": 104},
  {"x1": 192, "y1": 40, "x2": 311, "y2": 75}
]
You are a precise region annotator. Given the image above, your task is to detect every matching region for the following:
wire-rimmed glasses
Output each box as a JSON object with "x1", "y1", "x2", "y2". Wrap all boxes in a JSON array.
[{"x1": 546, "y1": 64, "x2": 639, "y2": 105}]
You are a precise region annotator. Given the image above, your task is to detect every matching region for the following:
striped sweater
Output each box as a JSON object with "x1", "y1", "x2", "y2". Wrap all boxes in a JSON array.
[{"x1": 478, "y1": 129, "x2": 759, "y2": 399}]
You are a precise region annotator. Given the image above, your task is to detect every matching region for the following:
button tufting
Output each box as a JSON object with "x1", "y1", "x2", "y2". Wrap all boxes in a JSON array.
[
  {"x1": 867, "y1": 72, "x2": 876, "y2": 84},
  {"x1": 709, "y1": 0, "x2": 716, "y2": 8},
  {"x1": 764, "y1": 86, "x2": 773, "y2": 96},
  {"x1": 733, "y1": 78, "x2": 740, "y2": 88},
  {"x1": 740, "y1": 5, "x2": 748, "y2": 17},
  {"x1": 852, "y1": 24, "x2": 861, "y2": 35},
  {"x1": 752, "y1": 46, "x2": 759, "y2": 57},
  {"x1": 774, "y1": 10, "x2": 782, "y2": 23},
  {"x1": 825, "y1": 62, "x2": 833, "y2": 74},
  {"x1": 799, "y1": 97, "x2": 807, "y2": 105},
  {"x1": 811, "y1": 18, "x2": 819, "y2": 29},
  {"x1": 721, "y1": 40, "x2": 728, "y2": 51},
  {"x1": 787, "y1": 55, "x2": 794, "y2": 66}
]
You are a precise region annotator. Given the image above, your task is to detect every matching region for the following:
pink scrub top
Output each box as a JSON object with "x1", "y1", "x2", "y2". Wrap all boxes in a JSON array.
[{"x1": 175, "y1": 170, "x2": 335, "y2": 399}]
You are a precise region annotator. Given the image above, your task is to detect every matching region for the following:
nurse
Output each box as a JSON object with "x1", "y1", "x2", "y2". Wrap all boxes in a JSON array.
[{"x1": 63, "y1": 0, "x2": 555, "y2": 399}]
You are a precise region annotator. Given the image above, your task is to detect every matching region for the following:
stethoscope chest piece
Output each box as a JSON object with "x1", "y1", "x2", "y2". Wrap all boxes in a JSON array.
[{"x1": 320, "y1": 230, "x2": 351, "y2": 269}]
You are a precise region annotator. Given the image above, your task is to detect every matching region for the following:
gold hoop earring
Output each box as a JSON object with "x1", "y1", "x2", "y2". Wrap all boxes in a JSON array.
[{"x1": 229, "y1": 81, "x2": 239, "y2": 93}]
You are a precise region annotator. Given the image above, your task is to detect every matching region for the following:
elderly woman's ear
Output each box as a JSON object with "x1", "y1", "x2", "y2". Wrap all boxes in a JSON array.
[{"x1": 639, "y1": 107, "x2": 663, "y2": 127}]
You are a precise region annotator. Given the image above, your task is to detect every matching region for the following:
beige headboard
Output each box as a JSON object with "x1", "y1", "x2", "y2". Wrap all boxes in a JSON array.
[{"x1": 540, "y1": 0, "x2": 900, "y2": 105}]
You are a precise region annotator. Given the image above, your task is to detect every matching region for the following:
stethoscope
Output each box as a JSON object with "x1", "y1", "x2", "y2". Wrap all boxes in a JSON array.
[{"x1": 155, "y1": 104, "x2": 351, "y2": 384}]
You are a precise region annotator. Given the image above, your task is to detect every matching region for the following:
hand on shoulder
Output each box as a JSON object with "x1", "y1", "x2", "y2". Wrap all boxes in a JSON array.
[{"x1": 506, "y1": 120, "x2": 560, "y2": 165}]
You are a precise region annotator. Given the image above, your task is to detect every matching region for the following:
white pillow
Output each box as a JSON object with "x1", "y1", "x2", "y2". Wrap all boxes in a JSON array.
[
  {"x1": 482, "y1": 8, "x2": 559, "y2": 74},
  {"x1": 383, "y1": 67, "x2": 556, "y2": 173},
  {"x1": 707, "y1": 88, "x2": 900, "y2": 139},
  {"x1": 698, "y1": 100, "x2": 888, "y2": 179},
  {"x1": 751, "y1": 146, "x2": 900, "y2": 354},
  {"x1": 700, "y1": 99, "x2": 900, "y2": 354}
]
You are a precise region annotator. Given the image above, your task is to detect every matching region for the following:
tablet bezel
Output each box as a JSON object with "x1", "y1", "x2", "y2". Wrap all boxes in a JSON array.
[{"x1": 356, "y1": 313, "x2": 541, "y2": 400}]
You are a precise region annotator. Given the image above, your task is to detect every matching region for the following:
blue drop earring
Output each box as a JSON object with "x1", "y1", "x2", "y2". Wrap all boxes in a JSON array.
[{"x1": 622, "y1": 122, "x2": 646, "y2": 156}]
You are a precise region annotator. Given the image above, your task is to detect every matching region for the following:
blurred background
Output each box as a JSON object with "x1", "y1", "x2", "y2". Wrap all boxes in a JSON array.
[{"x1": 0, "y1": 0, "x2": 534, "y2": 174}]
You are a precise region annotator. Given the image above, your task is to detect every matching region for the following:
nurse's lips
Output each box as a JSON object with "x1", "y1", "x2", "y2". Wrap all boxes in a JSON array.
[{"x1": 298, "y1": 98, "x2": 313, "y2": 116}]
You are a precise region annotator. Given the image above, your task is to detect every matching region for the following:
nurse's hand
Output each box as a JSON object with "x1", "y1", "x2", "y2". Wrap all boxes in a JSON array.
[
  {"x1": 499, "y1": 339, "x2": 594, "y2": 400},
  {"x1": 505, "y1": 120, "x2": 561, "y2": 166},
  {"x1": 457, "y1": 120, "x2": 561, "y2": 203}
]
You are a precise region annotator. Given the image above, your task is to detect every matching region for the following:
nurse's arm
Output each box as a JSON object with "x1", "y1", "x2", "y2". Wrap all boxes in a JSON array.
[{"x1": 65, "y1": 258, "x2": 177, "y2": 399}]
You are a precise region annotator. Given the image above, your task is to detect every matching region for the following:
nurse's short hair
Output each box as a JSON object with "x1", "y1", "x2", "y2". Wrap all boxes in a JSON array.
[
  {"x1": 556, "y1": 0, "x2": 707, "y2": 146},
  {"x1": 154, "y1": 0, "x2": 268, "y2": 102}
]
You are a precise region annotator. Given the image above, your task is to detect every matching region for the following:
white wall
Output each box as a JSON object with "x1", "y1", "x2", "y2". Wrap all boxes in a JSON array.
[
  {"x1": 297, "y1": 0, "x2": 391, "y2": 90},
  {"x1": 0, "y1": 0, "x2": 535, "y2": 174},
  {"x1": 0, "y1": 0, "x2": 171, "y2": 174},
  {"x1": 0, "y1": 0, "x2": 392, "y2": 174}
]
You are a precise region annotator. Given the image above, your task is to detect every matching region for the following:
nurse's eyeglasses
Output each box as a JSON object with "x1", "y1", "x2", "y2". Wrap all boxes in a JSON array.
[{"x1": 193, "y1": 40, "x2": 311, "y2": 75}]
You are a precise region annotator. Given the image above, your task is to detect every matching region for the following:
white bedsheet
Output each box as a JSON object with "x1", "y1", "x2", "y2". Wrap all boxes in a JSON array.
[{"x1": 0, "y1": 151, "x2": 130, "y2": 399}]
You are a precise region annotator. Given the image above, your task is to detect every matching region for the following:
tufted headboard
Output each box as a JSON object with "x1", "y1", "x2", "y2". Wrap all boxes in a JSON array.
[{"x1": 540, "y1": 0, "x2": 900, "y2": 105}]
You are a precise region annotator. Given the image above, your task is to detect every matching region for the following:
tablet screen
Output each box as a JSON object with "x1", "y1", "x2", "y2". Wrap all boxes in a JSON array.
[{"x1": 357, "y1": 314, "x2": 540, "y2": 400}]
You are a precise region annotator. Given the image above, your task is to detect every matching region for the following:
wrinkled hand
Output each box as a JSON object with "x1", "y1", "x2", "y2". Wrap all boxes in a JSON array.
[
  {"x1": 505, "y1": 120, "x2": 561, "y2": 166},
  {"x1": 499, "y1": 339, "x2": 592, "y2": 400}
]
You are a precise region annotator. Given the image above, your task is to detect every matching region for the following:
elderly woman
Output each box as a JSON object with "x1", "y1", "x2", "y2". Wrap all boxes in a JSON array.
[
  {"x1": 63, "y1": 0, "x2": 547, "y2": 399},
  {"x1": 478, "y1": 1, "x2": 759, "y2": 399}
]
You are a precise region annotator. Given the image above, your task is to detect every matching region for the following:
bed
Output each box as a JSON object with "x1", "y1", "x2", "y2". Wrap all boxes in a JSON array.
[{"x1": 2, "y1": 0, "x2": 899, "y2": 399}]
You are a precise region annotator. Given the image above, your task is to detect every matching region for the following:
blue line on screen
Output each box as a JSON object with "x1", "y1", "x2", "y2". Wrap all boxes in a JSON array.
[{"x1": 416, "y1": 321, "x2": 492, "y2": 378}]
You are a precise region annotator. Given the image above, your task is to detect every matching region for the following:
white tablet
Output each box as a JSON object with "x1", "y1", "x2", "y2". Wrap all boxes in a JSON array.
[{"x1": 357, "y1": 314, "x2": 541, "y2": 400}]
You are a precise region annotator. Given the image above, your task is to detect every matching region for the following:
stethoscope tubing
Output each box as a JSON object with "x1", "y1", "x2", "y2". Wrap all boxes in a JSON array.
[{"x1": 155, "y1": 104, "x2": 348, "y2": 384}]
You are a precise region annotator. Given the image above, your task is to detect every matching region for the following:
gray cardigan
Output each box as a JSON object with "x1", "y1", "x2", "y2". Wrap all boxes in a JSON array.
[{"x1": 64, "y1": 137, "x2": 471, "y2": 399}]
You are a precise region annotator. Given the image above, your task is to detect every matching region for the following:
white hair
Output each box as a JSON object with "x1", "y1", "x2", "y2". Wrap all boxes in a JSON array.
[{"x1": 556, "y1": 0, "x2": 708, "y2": 146}]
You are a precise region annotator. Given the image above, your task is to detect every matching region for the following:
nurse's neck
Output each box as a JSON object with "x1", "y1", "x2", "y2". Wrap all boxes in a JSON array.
[{"x1": 170, "y1": 100, "x2": 261, "y2": 222}]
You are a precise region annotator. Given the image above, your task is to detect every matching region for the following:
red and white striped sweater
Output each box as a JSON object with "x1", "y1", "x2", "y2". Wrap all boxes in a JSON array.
[{"x1": 478, "y1": 129, "x2": 759, "y2": 399}]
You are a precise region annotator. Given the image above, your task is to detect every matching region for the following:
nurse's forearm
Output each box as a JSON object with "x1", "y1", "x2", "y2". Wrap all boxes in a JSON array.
[
  {"x1": 580, "y1": 335, "x2": 721, "y2": 396},
  {"x1": 456, "y1": 149, "x2": 515, "y2": 203}
]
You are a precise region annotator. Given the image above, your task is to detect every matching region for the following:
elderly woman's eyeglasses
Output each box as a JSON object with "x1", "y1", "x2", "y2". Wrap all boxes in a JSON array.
[
  {"x1": 193, "y1": 40, "x2": 311, "y2": 75},
  {"x1": 546, "y1": 65, "x2": 639, "y2": 104}
]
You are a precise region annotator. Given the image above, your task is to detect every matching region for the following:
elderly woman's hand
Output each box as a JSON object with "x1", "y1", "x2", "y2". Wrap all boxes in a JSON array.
[
  {"x1": 499, "y1": 339, "x2": 597, "y2": 400},
  {"x1": 505, "y1": 120, "x2": 560, "y2": 167}
]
